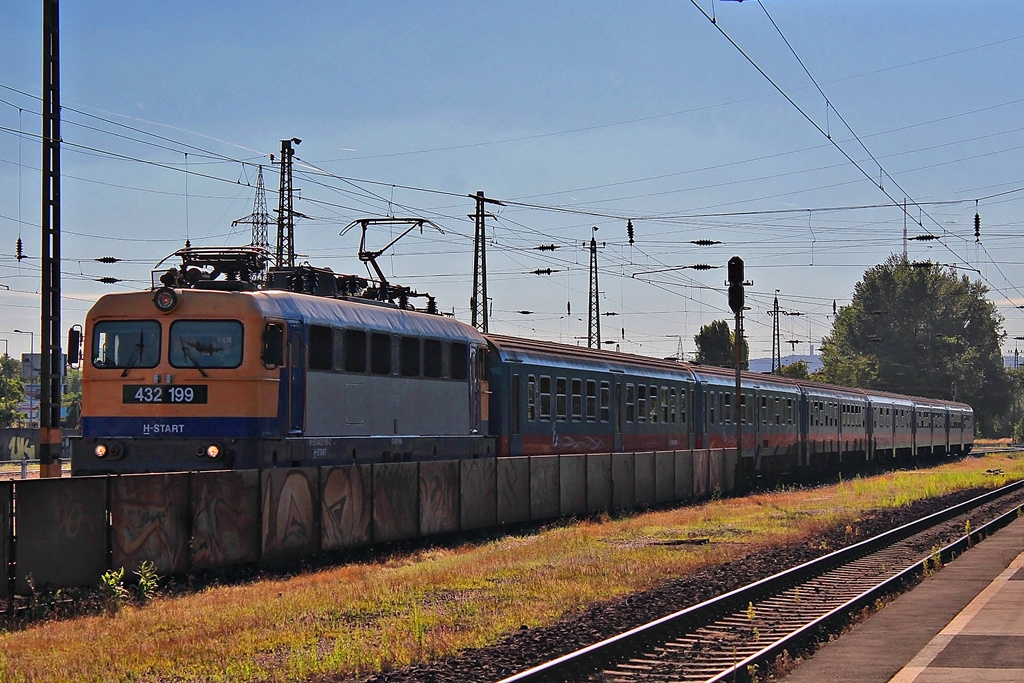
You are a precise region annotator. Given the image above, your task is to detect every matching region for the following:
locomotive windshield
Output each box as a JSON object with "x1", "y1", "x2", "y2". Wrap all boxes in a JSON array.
[
  {"x1": 169, "y1": 320, "x2": 244, "y2": 369},
  {"x1": 92, "y1": 320, "x2": 161, "y2": 369}
]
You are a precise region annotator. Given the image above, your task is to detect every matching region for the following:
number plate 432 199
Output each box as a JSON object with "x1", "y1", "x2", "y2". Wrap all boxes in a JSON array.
[{"x1": 123, "y1": 385, "x2": 208, "y2": 404}]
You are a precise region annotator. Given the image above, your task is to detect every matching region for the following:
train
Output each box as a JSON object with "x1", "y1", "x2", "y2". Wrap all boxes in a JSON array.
[{"x1": 69, "y1": 247, "x2": 973, "y2": 478}]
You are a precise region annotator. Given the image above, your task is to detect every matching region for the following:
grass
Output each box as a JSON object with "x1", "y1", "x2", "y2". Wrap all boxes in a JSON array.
[{"x1": 2, "y1": 452, "x2": 1024, "y2": 682}]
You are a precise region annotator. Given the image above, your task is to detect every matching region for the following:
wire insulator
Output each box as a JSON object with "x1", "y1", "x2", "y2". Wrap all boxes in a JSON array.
[{"x1": 16, "y1": 237, "x2": 25, "y2": 261}]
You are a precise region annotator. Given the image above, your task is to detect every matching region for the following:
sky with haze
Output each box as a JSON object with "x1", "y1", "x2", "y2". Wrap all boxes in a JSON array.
[{"x1": 2, "y1": 0, "x2": 1023, "y2": 367}]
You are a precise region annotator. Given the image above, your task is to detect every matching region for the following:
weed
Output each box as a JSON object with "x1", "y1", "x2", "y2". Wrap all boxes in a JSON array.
[
  {"x1": 747, "y1": 662, "x2": 760, "y2": 682},
  {"x1": 100, "y1": 567, "x2": 129, "y2": 614},
  {"x1": 134, "y1": 560, "x2": 160, "y2": 604},
  {"x1": 25, "y1": 574, "x2": 58, "y2": 621},
  {"x1": 965, "y1": 519, "x2": 972, "y2": 548}
]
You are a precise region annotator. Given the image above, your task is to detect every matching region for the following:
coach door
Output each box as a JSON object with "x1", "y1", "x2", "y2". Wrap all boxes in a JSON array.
[
  {"x1": 286, "y1": 320, "x2": 306, "y2": 434},
  {"x1": 470, "y1": 345, "x2": 489, "y2": 434},
  {"x1": 613, "y1": 381, "x2": 623, "y2": 452}
]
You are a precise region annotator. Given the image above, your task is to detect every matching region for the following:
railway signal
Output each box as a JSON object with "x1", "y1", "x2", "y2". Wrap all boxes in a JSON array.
[{"x1": 728, "y1": 257, "x2": 745, "y2": 459}]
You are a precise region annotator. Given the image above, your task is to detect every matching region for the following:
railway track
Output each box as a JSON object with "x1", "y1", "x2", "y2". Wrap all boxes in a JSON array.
[{"x1": 497, "y1": 479, "x2": 1024, "y2": 683}]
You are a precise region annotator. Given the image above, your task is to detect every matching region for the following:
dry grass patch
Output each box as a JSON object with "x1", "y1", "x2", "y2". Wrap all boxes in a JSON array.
[{"x1": 2, "y1": 452, "x2": 1023, "y2": 682}]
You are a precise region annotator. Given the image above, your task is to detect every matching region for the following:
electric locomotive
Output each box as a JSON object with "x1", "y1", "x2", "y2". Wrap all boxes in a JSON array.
[{"x1": 71, "y1": 248, "x2": 493, "y2": 475}]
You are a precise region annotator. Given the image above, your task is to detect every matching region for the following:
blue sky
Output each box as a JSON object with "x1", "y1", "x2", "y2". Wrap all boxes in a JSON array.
[{"x1": 2, "y1": 1, "x2": 1023, "y2": 365}]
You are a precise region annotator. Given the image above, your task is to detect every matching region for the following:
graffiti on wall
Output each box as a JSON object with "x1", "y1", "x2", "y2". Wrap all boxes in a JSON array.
[
  {"x1": 321, "y1": 465, "x2": 372, "y2": 550},
  {"x1": 2, "y1": 432, "x2": 37, "y2": 460},
  {"x1": 111, "y1": 474, "x2": 190, "y2": 576},
  {"x1": 262, "y1": 468, "x2": 318, "y2": 559},
  {"x1": 15, "y1": 478, "x2": 108, "y2": 594},
  {"x1": 192, "y1": 470, "x2": 260, "y2": 569}
]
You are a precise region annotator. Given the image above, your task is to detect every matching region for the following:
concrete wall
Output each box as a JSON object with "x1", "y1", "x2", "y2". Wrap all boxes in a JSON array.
[
  {"x1": 530, "y1": 455, "x2": 560, "y2": 521},
  {"x1": 4, "y1": 449, "x2": 736, "y2": 595},
  {"x1": 559, "y1": 454, "x2": 587, "y2": 517}
]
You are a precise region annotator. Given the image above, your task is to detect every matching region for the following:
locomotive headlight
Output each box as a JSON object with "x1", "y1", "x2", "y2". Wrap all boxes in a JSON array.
[
  {"x1": 96, "y1": 442, "x2": 124, "y2": 459},
  {"x1": 153, "y1": 287, "x2": 178, "y2": 312},
  {"x1": 197, "y1": 443, "x2": 223, "y2": 459}
]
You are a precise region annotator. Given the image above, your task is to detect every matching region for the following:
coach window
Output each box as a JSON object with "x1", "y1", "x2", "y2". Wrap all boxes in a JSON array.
[
  {"x1": 739, "y1": 393, "x2": 746, "y2": 424},
  {"x1": 527, "y1": 375, "x2": 537, "y2": 420},
  {"x1": 600, "y1": 381, "x2": 611, "y2": 423},
  {"x1": 669, "y1": 388, "x2": 677, "y2": 424},
  {"x1": 586, "y1": 379, "x2": 597, "y2": 422},
  {"x1": 626, "y1": 383, "x2": 636, "y2": 423},
  {"x1": 309, "y1": 325, "x2": 333, "y2": 371},
  {"x1": 400, "y1": 336, "x2": 421, "y2": 377},
  {"x1": 93, "y1": 320, "x2": 161, "y2": 369},
  {"x1": 343, "y1": 330, "x2": 367, "y2": 372},
  {"x1": 786, "y1": 398, "x2": 794, "y2": 425},
  {"x1": 556, "y1": 377, "x2": 568, "y2": 421},
  {"x1": 370, "y1": 333, "x2": 392, "y2": 375},
  {"x1": 760, "y1": 396, "x2": 768, "y2": 425},
  {"x1": 637, "y1": 385, "x2": 647, "y2": 424},
  {"x1": 650, "y1": 385, "x2": 659, "y2": 423},
  {"x1": 332, "y1": 329, "x2": 345, "y2": 370},
  {"x1": 169, "y1": 320, "x2": 243, "y2": 369},
  {"x1": 774, "y1": 397, "x2": 781, "y2": 425},
  {"x1": 680, "y1": 388, "x2": 687, "y2": 424},
  {"x1": 423, "y1": 339, "x2": 443, "y2": 378},
  {"x1": 571, "y1": 378, "x2": 583, "y2": 422},
  {"x1": 709, "y1": 390, "x2": 716, "y2": 425},
  {"x1": 539, "y1": 375, "x2": 552, "y2": 421},
  {"x1": 450, "y1": 342, "x2": 468, "y2": 380},
  {"x1": 723, "y1": 392, "x2": 732, "y2": 424}
]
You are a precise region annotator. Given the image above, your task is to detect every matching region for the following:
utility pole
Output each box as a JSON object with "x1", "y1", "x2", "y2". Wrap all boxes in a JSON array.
[
  {"x1": 587, "y1": 227, "x2": 601, "y2": 349},
  {"x1": 275, "y1": 138, "x2": 300, "y2": 269},
  {"x1": 470, "y1": 191, "x2": 501, "y2": 332},
  {"x1": 39, "y1": 0, "x2": 62, "y2": 478},
  {"x1": 231, "y1": 165, "x2": 270, "y2": 285}
]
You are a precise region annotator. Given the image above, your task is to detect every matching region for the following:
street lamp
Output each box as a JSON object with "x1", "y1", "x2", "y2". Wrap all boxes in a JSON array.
[{"x1": 13, "y1": 329, "x2": 35, "y2": 427}]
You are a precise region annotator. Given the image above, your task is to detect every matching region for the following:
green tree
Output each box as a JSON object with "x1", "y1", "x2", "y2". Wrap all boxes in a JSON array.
[
  {"x1": 0, "y1": 354, "x2": 25, "y2": 428},
  {"x1": 778, "y1": 360, "x2": 810, "y2": 380},
  {"x1": 694, "y1": 320, "x2": 749, "y2": 369},
  {"x1": 820, "y1": 255, "x2": 1010, "y2": 435},
  {"x1": 63, "y1": 367, "x2": 82, "y2": 429}
]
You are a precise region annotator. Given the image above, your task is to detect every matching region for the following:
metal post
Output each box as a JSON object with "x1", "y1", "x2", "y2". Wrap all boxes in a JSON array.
[
  {"x1": 39, "y1": 0, "x2": 62, "y2": 478},
  {"x1": 587, "y1": 228, "x2": 600, "y2": 349},
  {"x1": 735, "y1": 310, "x2": 743, "y2": 458},
  {"x1": 469, "y1": 191, "x2": 502, "y2": 332}
]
